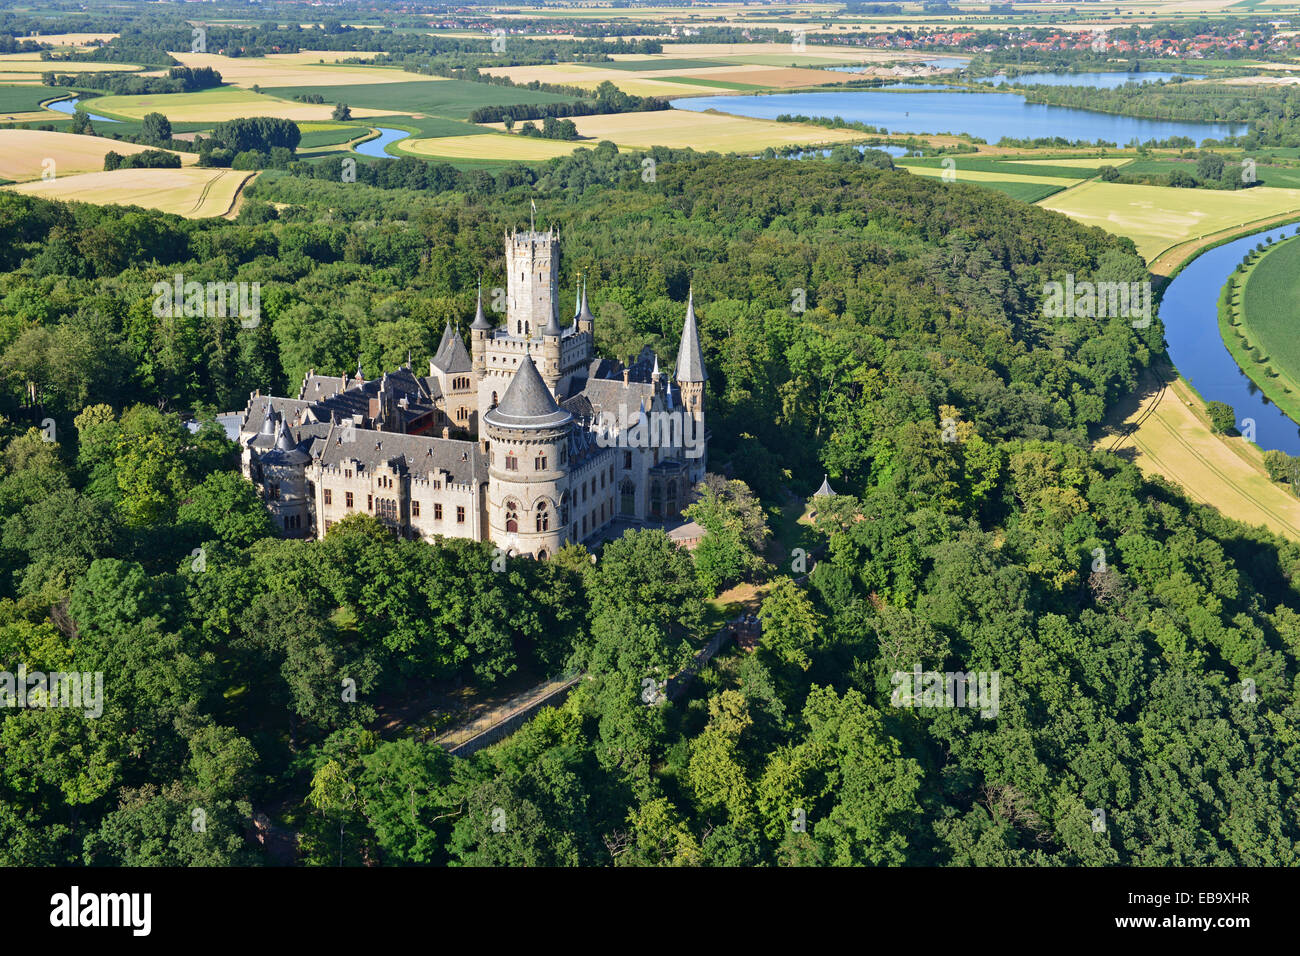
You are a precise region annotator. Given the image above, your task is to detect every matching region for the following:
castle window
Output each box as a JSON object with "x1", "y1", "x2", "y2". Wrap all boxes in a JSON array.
[
  {"x1": 457, "y1": 406, "x2": 467, "y2": 422},
  {"x1": 559, "y1": 493, "x2": 570, "y2": 525},
  {"x1": 559, "y1": 446, "x2": 567, "y2": 465},
  {"x1": 367, "y1": 494, "x2": 373, "y2": 511},
  {"x1": 412, "y1": 501, "x2": 420, "y2": 518},
  {"x1": 600, "y1": 472, "x2": 605, "y2": 489},
  {"x1": 535, "y1": 454, "x2": 547, "y2": 471},
  {"x1": 609, "y1": 465, "x2": 614, "y2": 482},
  {"x1": 269, "y1": 482, "x2": 280, "y2": 500},
  {"x1": 346, "y1": 491, "x2": 354, "y2": 509},
  {"x1": 324, "y1": 489, "x2": 332, "y2": 506},
  {"x1": 536, "y1": 503, "x2": 549, "y2": 533},
  {"x1": 581, "y1": 484, "x2": 587, "y2": 503},
  {"x1": 434, "y1": 503, "x2": 443, "y2": 521},
  {"x1": 505, "y1": 453, "x2": 518, "y2": 471},
  {"x1": 377, "y1": 498, "x2": 398, "y2": 523},
  {"x1": 506, "y1": 500, "x2": 519, "y2": 534},
  {"x1": 619, "y1": 480, "x2": 635, "y2": 515},
  {"x1": 345, "y1": 469, "x2": 352, "y2": 478},
  {"x1": 582, "y1": 515, "x2": 587, "y2": 534},
  {"x1": 624, "y1": 451, "x2": 632, "y2": 470},
  {"x1": 667, "y1": 479, "x2": 678, "y2": 516},
  {"x1": 650, "y1": 481, "x2": 662, "y2": 518},
  {"x1": 491, "y1": 391, "x2": 498, "y2": 409},
  {"x1": 456, "y1": 506, "x2": 465, "y2": 523}
]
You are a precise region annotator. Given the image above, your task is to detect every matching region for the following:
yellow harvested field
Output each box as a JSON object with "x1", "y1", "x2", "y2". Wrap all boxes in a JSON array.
[
  {"x1": 89, "y1": 88, "x2": 399, "y2": 123},
  {"x1": 905, "y1": 166, "x2": 1082, "y2": 186},
  {"x1": 166, "y1": 51, "x2": 441, "y2": 88},
  {"x1": 1102, "y1": 374, "x2": 1300, "y2": 540},
  {"x1": 484, "y1": 60, "x2": 844, "y2": 93},
  {"x1": 5, "y1": 167, "x2": 252, "y2": 218},
  {"x1": 551, "y1": 109, "x2": 863, "y2": 152},
  {"x1": 1039, "y1": 180, "x2": 1300, "y2": 263},
  {"x1": 402, "y1": 133, "x2": 580, "y2": 161},
  {"x1": 1011, "y1": 157, "x2": 1134, "y2": 169},
  {"x1": 0, "y1": 130, "x2": 195, "y2": 182},
  {"x1": 669, "y1": 64, "x2": 846, "y2": 88},
  {"x1": 619, "y1": 42, "x2": 919, "y2": 62},
  {"x1": 24, "y1": 33, "x2": 118, "y2": 47},
  {"x1": 0, "y1": 57, "x2": 139, "y2": 72}
]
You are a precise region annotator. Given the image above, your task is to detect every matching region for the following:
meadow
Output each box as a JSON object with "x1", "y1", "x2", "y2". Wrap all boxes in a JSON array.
[
  {"x1": 400, "y1": 132, "x2": 580, "y2": 162},
  {"x1": 0, "y1": 129, "x2": 195, "y2": 182},
  {"x1": 87, "y1": 88, "x2": 398, "y2": 123},
  {"x1": 166, "y1": 51, "x2": 426, "y2": 88},
  {"x1": 1231, "y1": 236, "x2": 1300, "y2": 416},
  {"x1": 544, "y1": 109, "x2": 864, "y2": 152},
  {"x1": 5, "y1": 166, "x2": 252, "y2": 218},
  {"x1": 264, "y1": 79, "x2": 576, "y2": 119},
  {"x1": 1039, "y1": 180, "x2": 1300, "y2": 263}
]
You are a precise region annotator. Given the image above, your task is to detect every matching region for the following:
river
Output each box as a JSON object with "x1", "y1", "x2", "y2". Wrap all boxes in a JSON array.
[{"x1": 1162, "y1": 224, "x2": 1300, "y2": 453}]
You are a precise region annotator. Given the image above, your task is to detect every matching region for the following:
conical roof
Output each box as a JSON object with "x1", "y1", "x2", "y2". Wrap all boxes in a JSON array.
[
  {"x1": 483, "y1": 354, "x2": 573, "y2": 430},
  {"x1": 675, "y1": 287, "x2": 707, "y2": 383},
  {"x1": 576, "y1": 280, "x2": 594, "y2": 325},
  {"x1": 470, "y1": 283, "x2": 492, "y2": 331},
  {"x1": 813, "y1": 473, "x2": 836, "y2": 497}
]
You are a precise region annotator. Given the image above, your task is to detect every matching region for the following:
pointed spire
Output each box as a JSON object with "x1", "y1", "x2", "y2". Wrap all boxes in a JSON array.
[
  {"x1": 356, "y1": 355, "x2": 364, "y2": 381},
  {"x1": 813, "y1": 473, "x2": 836, "y2": 498},
  {"x1": 576, "y1": 277, "x2": 593, "y2": 326},
  {"x1": 573, "y1": 272, "x2": 582, "y2": 319},
  {"x1": 675, "y1": 285, "x2": 707, "y2": 383},
  {"x1": 471, "y1": 278, "x2": 491, "y2": 330}
]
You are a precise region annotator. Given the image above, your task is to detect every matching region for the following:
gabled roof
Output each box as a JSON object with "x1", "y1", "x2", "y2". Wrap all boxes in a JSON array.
[
  {"x1": 675, "y1": 287, "x2": 707, "y2": 383},
  {"x1": 432, "y1": 323, "x2": 473, "y2": 374},
  {"x1": 483, "y1": 353, "x2": 572, "y2": 430}
]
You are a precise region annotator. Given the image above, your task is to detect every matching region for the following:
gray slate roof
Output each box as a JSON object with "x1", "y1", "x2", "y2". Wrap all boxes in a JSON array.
[
  {"x1": 432, "y1": 324, "x2": 473, "y2": 374},
  {"x1": 484, "y1": 354, "x2": 573, "y2": 430},
  {"x1": 813, "y1": 474, "x2": 836, "y2": 497},
  {"x1": 675, "y1": 288, "x2": 707, "y2": 383},
  {"x1": 316, "y1": 427, "x2": 485, "y2": 484}
]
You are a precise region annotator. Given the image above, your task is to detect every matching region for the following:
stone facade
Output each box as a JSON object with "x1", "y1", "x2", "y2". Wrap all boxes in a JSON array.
[{"x1": 238, "y1": 229, "x2": 709, "y2": 558}]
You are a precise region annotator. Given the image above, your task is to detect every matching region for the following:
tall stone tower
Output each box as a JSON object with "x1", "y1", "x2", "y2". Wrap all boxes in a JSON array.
[
  {"x1": 483, "y1": 354, "x2": 572, "y2": 559},
  {"x1": 675, "y1": 287, "x2": 708, "y2": 484},
  {"x1": 505, "y1": 227, "x2": 559, "y2": 340}
]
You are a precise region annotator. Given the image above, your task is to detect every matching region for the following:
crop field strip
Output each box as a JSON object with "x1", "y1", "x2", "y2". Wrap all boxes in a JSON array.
[
  {"x1": 4, "y1": 166, "x2": 251, "y2": 218},
  {"x1": 264, "y1": 79, "x2": 577, "y2": 119},
  {"x1": 0, "y1": 129, "x2": 197, "y2": 182},
  {"x1": 1230, "y1": 234, "x2": 1300, "y2": 420}
]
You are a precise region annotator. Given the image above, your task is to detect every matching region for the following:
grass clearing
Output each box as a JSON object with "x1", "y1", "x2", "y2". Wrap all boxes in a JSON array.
[
  {"x1": 0, "y1": 129, "x2": 195, "y2": 182},
  {"x1": 1039, "y1": 180, "x2": 1300, "y2": 263},
  {"x1": 166, "y1": 51, "x2": 428, "y2": 89},
  {"x1": 5, "y1": 166, "x2": 251, "y2": 218}
]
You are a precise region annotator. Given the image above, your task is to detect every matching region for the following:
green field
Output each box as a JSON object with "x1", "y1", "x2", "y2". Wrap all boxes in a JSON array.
[
  {"x1": 1227, "y1": 234, "x2": 1300, "y2": 422},
  {"x1": 0, "y1": 85, "x2": 74, "y2": 112},
  {"x1": 263, "y1": 79, "x2": 577, "y2": 118},
  {"x1": 900, "y1": 155, "x2": 1097, "y2": 181}
]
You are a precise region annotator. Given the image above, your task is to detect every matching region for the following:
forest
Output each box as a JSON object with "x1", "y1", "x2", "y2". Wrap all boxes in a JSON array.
[{"x1": 0, "y1": 149, "x2": 1296, "y2": 866}]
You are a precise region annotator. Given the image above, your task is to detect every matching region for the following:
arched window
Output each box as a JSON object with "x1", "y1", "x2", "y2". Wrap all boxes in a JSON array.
[
  {"x1": 536, "y1": 501, "x2": 549, "y2": 532},
  {"x1": 559, "y1": 492, "x2": 570, "y2": 525},
  {"x1": 620, "y1": 479, "x2": 636, "y2": 515},
  {"x1": 505, "y1": 500, "x2": 519, "y2": 534},
  {"x1": 650, "y1": 480, "x2": 662, "y2": 517}
]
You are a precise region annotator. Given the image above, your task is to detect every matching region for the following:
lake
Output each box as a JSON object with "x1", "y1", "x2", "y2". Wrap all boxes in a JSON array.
[
  {"x1": 1162, "y1": 224, "x2": 1300, "y2": 454},
  {"x1": 671, "y1": 88, "x2": 1242, "y2": 145}
]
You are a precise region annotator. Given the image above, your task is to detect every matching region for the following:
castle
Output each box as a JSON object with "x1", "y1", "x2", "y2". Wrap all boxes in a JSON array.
[{"x1": 237, "y1": 228, "x2": 708, "y2": 559}]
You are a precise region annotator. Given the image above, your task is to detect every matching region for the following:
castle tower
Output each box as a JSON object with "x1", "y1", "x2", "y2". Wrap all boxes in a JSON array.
[
  {"x1": 575, "y1": 277, "x2": 594, "y2": 338},
  {"x1": 675, "y1": 286, "x2": 708, "y2": 482},
  {"x1": 506, "y1": 227, "x2": 559, "y2": 340},
  {"x1": 483, "y1": 354, "x2": 572, "y2": 560},
  {"x1": 470, "y1": 280, "x2": 491, "y2": 377}
]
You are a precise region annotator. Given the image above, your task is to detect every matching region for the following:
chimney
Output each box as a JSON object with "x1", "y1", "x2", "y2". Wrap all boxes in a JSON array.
[{"x1": 623, "y1": 368, "x2": 630, "y2": 385}]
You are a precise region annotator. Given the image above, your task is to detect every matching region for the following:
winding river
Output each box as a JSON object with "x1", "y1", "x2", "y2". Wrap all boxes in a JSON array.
[
  {"x1": 354, "y1": 127, "x2": 411, "y2": 157},
  {"x1": 1162, "y1": 224, "x2": 1300, "y2": 454}
]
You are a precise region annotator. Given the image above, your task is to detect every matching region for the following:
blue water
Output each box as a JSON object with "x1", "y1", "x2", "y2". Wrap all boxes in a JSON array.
[
  {"x1": 1163, "y1": 224, "x2": 1300, "y2": 453},
  {"x1": 45, "y1": 96, "x2": 121, "y2": 123},
  {"x1": 354, "y1": 127, "x2": 409, "y2": 157},
  {"x1": 976, "y1": 71, "x2": 1203, "y2": 88},
  {"x1": 671, "y1": 89, "x2": 1242, "y2": 145}
]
